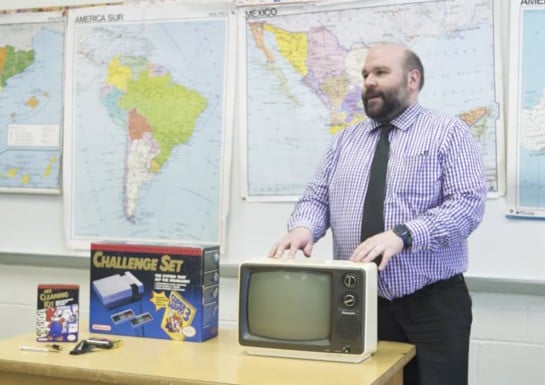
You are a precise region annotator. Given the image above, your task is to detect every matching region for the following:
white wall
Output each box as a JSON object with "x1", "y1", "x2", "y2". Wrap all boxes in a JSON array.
[
  {"x1": 0, "y1": 263, "x2": 544, "y2": 385},
  {"x1": 470, "y1": 292, "x2": 545, "y2": 384}
]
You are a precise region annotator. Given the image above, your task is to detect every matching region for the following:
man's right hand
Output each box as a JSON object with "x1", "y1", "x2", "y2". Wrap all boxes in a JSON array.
[{"x1": 268, "y1": 227, "x2": 314, "y2": 259}]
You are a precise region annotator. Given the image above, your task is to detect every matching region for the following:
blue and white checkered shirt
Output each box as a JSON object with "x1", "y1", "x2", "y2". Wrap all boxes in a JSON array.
[{"x1": 287, "y1": 102, "x2": 487, "y2": 299}]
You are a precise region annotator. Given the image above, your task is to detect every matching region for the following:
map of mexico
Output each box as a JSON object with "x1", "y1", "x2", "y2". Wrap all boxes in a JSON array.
[{"x1": 241, "y1": 0, "x2": 502, "y2": 200}]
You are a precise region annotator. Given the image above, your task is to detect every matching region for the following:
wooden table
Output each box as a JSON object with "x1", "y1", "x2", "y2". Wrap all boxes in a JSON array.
[{"x1": 0, "y1": 327, "x2": 415, "y2": 385}]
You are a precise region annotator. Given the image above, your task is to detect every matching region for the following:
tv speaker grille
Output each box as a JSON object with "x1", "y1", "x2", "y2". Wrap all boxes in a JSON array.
[{"x1": 336, "y1": 314, "x2": 362, "y2": 339}]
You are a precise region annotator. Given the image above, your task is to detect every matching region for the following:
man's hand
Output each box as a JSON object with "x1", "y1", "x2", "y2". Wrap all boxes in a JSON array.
[
  {"x1": 350, "y1": 230, "x2": 403, "y2": 270},
  {"x1": 268, "y1": 227, "x2": 314, "y2": 259}
]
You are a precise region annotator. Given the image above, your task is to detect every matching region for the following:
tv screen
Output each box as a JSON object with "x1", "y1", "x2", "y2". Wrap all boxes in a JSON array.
[
  {"x1": 238, "y1": 259, "x2": 377, "y2": 363},
  {"x1": 247, "y1": 270, "x2": 331, "y2": 341}
]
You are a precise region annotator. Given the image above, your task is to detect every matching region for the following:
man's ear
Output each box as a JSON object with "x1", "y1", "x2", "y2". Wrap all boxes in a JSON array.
[{"x1": 408, "y1": 69, "x2": 421, "y2": 91}]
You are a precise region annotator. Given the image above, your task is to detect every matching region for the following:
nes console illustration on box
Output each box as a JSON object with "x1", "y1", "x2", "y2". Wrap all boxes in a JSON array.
[{"x1": 92, "y1": 271, "x2": 144, "y2": 309}]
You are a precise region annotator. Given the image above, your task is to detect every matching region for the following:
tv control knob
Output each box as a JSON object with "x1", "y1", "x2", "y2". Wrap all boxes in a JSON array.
[
  {"x1": 342, "y1": 292, "x2": 357, "y2": 307},
  {"x1": 343, "y1": 273, "x2": 358, "y2": 288},
  {"x1": 342, "y1": 346, "x2": 351, "y2": 353}
]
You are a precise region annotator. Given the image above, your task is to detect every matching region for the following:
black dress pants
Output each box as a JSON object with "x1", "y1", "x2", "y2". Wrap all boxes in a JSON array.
[{"x1": 377, "y1": 275, "x2": 472, "y2": 385}]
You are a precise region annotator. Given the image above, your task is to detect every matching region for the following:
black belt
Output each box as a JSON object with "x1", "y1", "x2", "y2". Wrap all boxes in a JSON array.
[{"x1": 379, "y1": 274, "x2": 464, "y2": 303}]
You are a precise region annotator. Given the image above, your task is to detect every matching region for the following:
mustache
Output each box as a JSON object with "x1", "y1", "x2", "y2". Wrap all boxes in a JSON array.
[
  {"x1": 364, "y1": 90, "x2": 383, "y2": 99},
  {"x1": 363, "y1": 90, "x2": 384, "y2": 104}
]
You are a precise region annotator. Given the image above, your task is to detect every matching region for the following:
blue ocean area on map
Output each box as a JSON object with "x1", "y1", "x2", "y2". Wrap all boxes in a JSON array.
[
  {"x1": 518, "y1": 147, "x2": 545, "y2": 208},
  {"x1": 246, "y1": 30, "x2": 331, "y2": 196},
  {"x1": 415, "y1": 25, "x2": 494, "y2": 116},
  {"x1": 522, "y1": 10, "x2": 545, "y2": 110}
]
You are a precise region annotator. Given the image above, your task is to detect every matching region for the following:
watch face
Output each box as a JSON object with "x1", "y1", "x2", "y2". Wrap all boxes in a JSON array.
[
  {"x1": 394, "y1": 225, "x2": 407, "y2": 236},
  {"x1": 394, "y1": 225, "x2": 411, "y2": 247}
]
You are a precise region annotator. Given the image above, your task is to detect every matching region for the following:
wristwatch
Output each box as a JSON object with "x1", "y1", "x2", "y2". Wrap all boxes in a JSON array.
[{"x1": 393, "y1": 224, "x2": 412, "y2": 249}]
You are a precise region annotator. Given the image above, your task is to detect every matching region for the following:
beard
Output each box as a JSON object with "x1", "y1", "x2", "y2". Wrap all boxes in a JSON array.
[{"x1": 362, "y1": 80, "x2": 409, "y2": 122}]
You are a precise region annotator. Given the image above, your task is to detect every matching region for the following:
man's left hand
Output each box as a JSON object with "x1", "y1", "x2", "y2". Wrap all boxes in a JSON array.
[{"x1": 349, "y1": 230, "x2": 404, "y2": 271}]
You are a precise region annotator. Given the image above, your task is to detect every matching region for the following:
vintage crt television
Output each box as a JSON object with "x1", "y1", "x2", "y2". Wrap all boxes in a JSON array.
[{"x1": 238, "y1": 259, "x2": 377, "y2": 363}]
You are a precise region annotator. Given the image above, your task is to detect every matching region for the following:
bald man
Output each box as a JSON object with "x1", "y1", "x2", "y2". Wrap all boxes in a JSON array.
[{"x1": 269, "y1": 43, "x2": 486, "y2": 385}]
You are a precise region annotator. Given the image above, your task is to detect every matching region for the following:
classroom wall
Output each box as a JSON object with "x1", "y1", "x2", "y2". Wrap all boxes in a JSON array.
[{"x1": 0, "y1": 1, "x2": 544, "y2": 385}]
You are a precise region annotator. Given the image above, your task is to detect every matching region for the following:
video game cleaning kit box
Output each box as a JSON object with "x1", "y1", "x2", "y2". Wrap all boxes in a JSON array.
[
  {"x1": 89, "y1": 243, "x2": 220, "y2": 342},
  {"x1": 36, "y1": 284, "x2": 79, "y2": 342}
]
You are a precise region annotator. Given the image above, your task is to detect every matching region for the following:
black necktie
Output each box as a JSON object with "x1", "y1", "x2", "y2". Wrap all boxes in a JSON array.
[{"x1": 360, "y1": 124, "x2": 392, "y2": 253}]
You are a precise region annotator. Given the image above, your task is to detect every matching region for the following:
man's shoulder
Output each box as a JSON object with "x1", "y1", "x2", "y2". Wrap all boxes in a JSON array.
[
  {"x1": 336, "y1": 120, "x2": 370, "y2": 139},
  {"x1": 416, "y1": 106, "x2": 467, "y2": 128}
]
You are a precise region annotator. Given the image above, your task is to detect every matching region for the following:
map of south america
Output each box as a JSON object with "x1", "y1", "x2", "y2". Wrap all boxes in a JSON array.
[
  {"x1": 104, "y1": 56, "x2": 207, "y2": 221},
  {"x1": 66, "y1": 5, "x2": 229, "y2": 247}
]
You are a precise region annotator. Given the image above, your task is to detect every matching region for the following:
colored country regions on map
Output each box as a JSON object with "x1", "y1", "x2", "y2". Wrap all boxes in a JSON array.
[
  {"x1": 104, "y1": 55, "x2": 207, "y2": 220},
  {"x1": 0, "y1": 45, "x2": 35, "y2": 89},
  {"x1": 459, "y1": 106, "x2": 493, "y2": 140},
  {"x1": 249, "y1": 21, "x2": 494, "y2": 143},
  {"x1": 249, "y1": 21, "x2": 365, "y2": 134}
]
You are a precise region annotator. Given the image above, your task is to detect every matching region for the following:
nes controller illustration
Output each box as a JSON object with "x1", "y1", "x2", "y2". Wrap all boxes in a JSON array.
[{"x1": 92, "y1": 271, "x2": 144, "y2": 309}]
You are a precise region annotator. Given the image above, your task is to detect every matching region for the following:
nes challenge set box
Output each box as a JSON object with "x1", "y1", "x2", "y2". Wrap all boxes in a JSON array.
[{"x1": 89, "y1": 243, "x2": 220, "y2": 342}]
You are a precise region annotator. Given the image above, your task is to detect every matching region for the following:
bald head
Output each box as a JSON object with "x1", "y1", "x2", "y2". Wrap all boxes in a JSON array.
[{"x1": 366, "y1": 43, "x2": 424, "y2": 90}]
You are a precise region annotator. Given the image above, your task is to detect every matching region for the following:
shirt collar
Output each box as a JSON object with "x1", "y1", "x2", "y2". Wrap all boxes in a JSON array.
[{"x1": 368, "y1": 101, "x2": 422, "y2": 132}]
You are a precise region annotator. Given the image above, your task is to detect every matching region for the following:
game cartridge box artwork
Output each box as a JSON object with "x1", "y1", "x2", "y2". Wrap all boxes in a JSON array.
[
  {"x1": 36, "y1": 284, "x2": 79, "y2": 342},
  {"x1": 89, "y1": 243, "x2": 220, "y2": 342}
]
